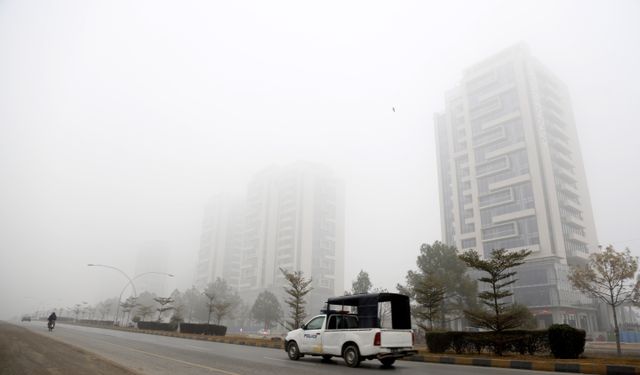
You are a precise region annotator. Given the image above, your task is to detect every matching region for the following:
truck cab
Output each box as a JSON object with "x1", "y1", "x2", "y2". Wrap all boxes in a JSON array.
[{"x1": 285, "y1": 293, "x2": 417, "y2": 367}]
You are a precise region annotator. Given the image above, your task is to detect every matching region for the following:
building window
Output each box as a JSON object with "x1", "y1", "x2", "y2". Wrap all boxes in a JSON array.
[{"x1": 461, "y1": 238, "x2": 476, "y2": 249}]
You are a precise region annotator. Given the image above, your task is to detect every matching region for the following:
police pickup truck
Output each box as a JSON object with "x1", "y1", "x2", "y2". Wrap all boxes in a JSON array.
[{"x1": 284, "y1": 293, "x2": 417, "y2": 367}]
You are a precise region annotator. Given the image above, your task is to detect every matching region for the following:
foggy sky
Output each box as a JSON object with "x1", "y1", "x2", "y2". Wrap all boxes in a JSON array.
[{"x1": 1, "y1": 0, "x2": 639, "y2": 319}]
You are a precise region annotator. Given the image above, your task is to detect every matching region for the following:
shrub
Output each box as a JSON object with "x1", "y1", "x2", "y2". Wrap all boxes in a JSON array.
[
  {"x1": 425, "y1": 331, "x2": 451, "y2": 353},
  {"x1": 179, "y1": 323, "x2": 227, "y2": 336},
  {"x1": 137, "y1": 321, "x2": 177, "y2": 331},
  {"x1": 426, "y1": 330, "x2": 549, "y2": 356},
  {"x1": 548, "y1": 324, "x2": 585, "y2": 359}
]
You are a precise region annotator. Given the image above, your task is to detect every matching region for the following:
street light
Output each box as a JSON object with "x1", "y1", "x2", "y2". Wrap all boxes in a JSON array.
[
  {"x1": 116, "y1": 272, "x2": 174, "y2": 325},
  {"x1": 87, "y1": 264, "x2": 174, "y2": 326},
  {"x1": 88, "y1": 263, "x2": 137, "y2": 325}
]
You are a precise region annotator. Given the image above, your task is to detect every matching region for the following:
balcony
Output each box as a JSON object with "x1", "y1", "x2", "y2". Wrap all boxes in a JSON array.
[
  {"x1": 545, "y1": 123, "x2": 570, "y2": 143},
  {"x1": 556, "y1": 182, "x2": 580, "y2": 198},
  {"x1": 562, "y1": 214, "x2": 584, "y2": 227},
  {"x1": 565, "y1": 232, "x2": 588, "y2": 244},
  {"x1": 559, "y1": 197, "x2": 582, "y2": 212},
  {"x1": 554, "y1": 168, "x2": 577, "y2": 185},
  {"x1": 548, "y1": 138, "x2": 572, "y2": 157},
  {"x1": 551, "y1": 152, "x2": 574, "y2": 171}
]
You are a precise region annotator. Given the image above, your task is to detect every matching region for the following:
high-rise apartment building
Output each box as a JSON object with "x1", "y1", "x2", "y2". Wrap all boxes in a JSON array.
[
  {"x1": 435, "y1": 45, "x2": 601, "y2": 330},
  {"x1": 239, "y1": 162, "x2": 345, "y2": 314},
  {"x1": 195, "y1": 162, "x2": 345, "y2": 317},
  {"x1": 195, "y1": 195, "x2": 244, "y2": 290}
]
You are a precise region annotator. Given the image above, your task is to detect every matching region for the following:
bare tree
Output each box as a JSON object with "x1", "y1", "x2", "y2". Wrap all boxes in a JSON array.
[{"x1": 569, "y1": 245, "x2": 639, "y2": 356}]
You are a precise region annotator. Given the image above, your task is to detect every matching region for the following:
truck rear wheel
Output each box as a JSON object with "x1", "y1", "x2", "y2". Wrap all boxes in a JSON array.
[
  {"x1": 343, "y1": 344, "x2": 361, "y2": 367},
  {"x1": 380, "y1": 358, "x2": 396, "y2": 367},
  {"x1": 287, "y1": 341, "x2": 301, "y2": 360}
]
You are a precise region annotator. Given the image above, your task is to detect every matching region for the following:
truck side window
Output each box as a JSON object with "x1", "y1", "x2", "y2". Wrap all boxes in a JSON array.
[
  {"x1": 327, "y1": 316, "x2": 336, "y2": 330},
  {"x1": 305, "y1": 316, "x2": 325, "y2": 330}
]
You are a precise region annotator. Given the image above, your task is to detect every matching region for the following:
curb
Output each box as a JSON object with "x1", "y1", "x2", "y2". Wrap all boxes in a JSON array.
[{"x1": 404, "y1": 354, "x2": 640, "y2": 375}]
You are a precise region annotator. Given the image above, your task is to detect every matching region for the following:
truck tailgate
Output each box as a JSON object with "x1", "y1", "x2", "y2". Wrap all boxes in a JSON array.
[{"x1": 381, "y1": 330, "x2": 412, "y2": 348}]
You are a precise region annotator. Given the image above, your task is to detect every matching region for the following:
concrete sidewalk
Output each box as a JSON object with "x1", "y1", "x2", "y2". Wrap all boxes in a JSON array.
[{"x1": 0, "y1": 321, "x2": 140, "y2": 375}]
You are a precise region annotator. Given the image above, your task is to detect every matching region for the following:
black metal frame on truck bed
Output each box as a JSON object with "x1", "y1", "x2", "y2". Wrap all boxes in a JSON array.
[{"x1": 324, "y1": 293, "x2": 412, "y2": 330}]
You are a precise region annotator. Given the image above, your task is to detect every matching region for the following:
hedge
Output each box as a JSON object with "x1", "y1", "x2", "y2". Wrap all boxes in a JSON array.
[
  {"x1": 426, "y1": 330, "x2": 549, "y2": 356},
  {"x1": 548, "y1": 324, "x2": 585, "y2": 359},
  {"x1": 137, "y1": 321, "x2": 177, "y2": 331},
  {"x1": 179, "y1": 323, "x2": 227, "y2": 336}
]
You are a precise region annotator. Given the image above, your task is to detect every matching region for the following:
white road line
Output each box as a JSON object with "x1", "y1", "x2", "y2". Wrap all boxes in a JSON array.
[
  {"x1": 263, "y1": 356, "x2": 290, "y2": 363},
  {"x1": 91, "y1": 337, "x2": 242, "y2": 375}
]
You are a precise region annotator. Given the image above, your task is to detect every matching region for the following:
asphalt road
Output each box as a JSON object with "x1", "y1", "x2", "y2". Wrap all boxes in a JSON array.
[{"x1": 21, "y1": 321, "x2": 562, "y2": 375}]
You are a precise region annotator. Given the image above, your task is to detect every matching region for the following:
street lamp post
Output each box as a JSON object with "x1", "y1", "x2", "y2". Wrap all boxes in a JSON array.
[
  {"x1": 116, "y1": 272, "x2": 174, "y2": 325},
  {"x1": 87, "y1": 264, "x2": 173, "y2": 326},
  {"x1": 88, "y1": 264, "x2": 137, "y2": 326}
]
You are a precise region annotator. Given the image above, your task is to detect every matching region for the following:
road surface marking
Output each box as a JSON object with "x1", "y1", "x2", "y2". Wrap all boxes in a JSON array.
[
  {"x1": 92, "y1": 338, "x2": 242, "y2": 375},
  {"x1": 264, "y1": 356, "x2": 290, "y2": 363}
]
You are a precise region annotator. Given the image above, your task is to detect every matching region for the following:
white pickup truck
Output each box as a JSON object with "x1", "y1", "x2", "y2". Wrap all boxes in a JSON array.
[{"x1": 284, "y1": 293, "x2": 417, "y2": 367}]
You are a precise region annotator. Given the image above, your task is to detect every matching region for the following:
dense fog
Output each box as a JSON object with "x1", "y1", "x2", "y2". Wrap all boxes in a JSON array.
[{"x1": 1, "y1": 0, "x2": 639, "y2": 320}]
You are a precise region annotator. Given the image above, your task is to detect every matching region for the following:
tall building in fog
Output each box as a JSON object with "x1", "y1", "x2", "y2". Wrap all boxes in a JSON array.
[
  {"x1": 239, "y1": 162, "x2": 345, "y2": 314},
  {"x1": 195, "y1": 162, "x2": 345, "y2": 317},
  {"x1": 135, "y1": 241, "x2": 170, "y2": 297},
  {"x1": 195, "y1": 195, "x2": 244, "y2": 290},
  {"x1": 435, "y1": 45, "x2": 600, "y2": 330}
]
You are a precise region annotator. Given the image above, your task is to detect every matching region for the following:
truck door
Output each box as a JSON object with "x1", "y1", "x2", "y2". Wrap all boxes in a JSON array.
[{"x1": 301, "y1": 315, "x2": 325, "y2": 354}]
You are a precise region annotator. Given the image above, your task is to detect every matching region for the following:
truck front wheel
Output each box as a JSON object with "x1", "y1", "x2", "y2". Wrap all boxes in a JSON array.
[
  {"x1": 287, "y1": 341, "x2": 301, "y2": 360},
  {"x1": 343, "y1": 344, "x2": 361, "y2": 367}
]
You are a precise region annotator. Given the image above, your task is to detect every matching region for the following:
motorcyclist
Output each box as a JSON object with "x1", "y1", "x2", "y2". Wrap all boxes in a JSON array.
[{"x1": 47, "y1": 312, "x2": 57, "y2": 330}]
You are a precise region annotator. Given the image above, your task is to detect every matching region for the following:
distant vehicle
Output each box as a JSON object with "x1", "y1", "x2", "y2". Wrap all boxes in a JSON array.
[
  {"x1": 284, "y1": 293, "x2": 417, "y2": 368},
  {"x1": 21, "y1": 316, "x2": 31, "y2": 322}
]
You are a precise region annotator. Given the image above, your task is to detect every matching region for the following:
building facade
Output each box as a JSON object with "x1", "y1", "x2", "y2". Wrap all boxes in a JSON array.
[
  {"x1": 239, "y1": 162, "x2": 345, "y2": 315},
  {"x1": 435, "y1": 45, "x2": 601, "y2": 331},
  {"x1": 195, "y1": 162, "x2": 345, "y2": 319},
  {"x1": 195, "y1": 195, "x2": 244, "y2": 290}
]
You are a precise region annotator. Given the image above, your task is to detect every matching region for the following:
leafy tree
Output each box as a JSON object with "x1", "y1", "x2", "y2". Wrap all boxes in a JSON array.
[
  {"x1": 351, "y1": 270, "x2": 372, "y2": 294},
  {"x1": 120, "y1": 296, "x2": 138, "y2": 325},
  {"x1": 136, "y1": 305, "x2": 154, "y2": 322},
  {"x1": 280, "y1": 268, "x2": 313, "y2": 329},
  {"x1": 181, "y1": 286, "x2": 207, "y2": 323},
  {"x1": 170, "y1": 306, "x2": 184, "y2": 329},
  {"x1": 153, "y1": 297, "x2": 175, "y2": 321},
  {"x1": 569, "y1": 245, "x2": 639, "y2": 356},
  {"x1": 203, "y1": 290, "x2": 216, "y2": 325},
  {"x1": 398, "y1": 241, "x2": 477, "y2": 329},
  {"x1": 412, "y1": 275, "x2": 446, "y2": 330},
  {"x1": 204, "y1": 278, "x2": 240, "y2": 325},
  {"x1": 459, "y1": 248, "x2": 532, "y2": 332},
  {"x1": 251, "y1": 290, "x2": 283, "y2": 331}
]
